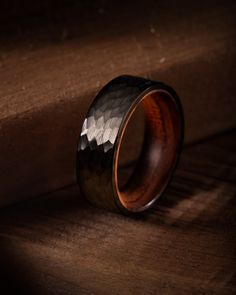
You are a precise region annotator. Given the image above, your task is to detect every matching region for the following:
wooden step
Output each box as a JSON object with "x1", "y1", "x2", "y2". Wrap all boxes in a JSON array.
[{"x1": 0, "y1": 0, "x2": 236, "y2": 206}]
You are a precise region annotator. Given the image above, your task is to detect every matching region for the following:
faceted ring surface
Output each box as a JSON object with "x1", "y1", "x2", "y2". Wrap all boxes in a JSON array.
[{"x1": 77, "y1": 75, "x2": 184, "y2": 214}]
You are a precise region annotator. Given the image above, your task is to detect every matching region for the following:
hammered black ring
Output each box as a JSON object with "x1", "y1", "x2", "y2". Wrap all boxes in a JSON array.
[{"x1": 77, "y1": 75, "x2": 184, "y2": 214}]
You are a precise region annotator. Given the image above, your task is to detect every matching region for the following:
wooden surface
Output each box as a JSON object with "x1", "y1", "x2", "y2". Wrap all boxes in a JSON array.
[
  {"x1": 0, "y1": 130, "x2": 235, "y2": 294},
  {"x1": 0, "y1": 0, "x2": 236, "y2": 206}
]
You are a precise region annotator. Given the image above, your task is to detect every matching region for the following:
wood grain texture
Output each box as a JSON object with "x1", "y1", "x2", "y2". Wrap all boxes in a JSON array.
[
  {"x1": 0, "y1": 0, "x2": 236, "y2": 207},
  {"x1": 0, "y1": 131, "x2": 235, "y2": 294}
]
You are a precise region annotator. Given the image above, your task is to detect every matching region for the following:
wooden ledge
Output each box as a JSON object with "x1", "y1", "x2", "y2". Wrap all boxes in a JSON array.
[{"x1": 0, "y1": 0, "x2": 236, "y2": 206}]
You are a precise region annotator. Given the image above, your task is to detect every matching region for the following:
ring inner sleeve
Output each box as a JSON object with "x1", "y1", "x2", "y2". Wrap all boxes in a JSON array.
[{"x1": 117, "y1": 90, "x2": 181, "y2": 211}]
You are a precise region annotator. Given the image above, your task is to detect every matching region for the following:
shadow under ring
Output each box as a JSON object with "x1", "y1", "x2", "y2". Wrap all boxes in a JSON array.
[{"x1": 77, "y1": 75, "x2": 184, "y2": 214}]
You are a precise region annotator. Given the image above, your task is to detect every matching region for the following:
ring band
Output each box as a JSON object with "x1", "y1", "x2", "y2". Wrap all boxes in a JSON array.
[{"x1": 77, "y1": 75, "x2": 184, "y2": 214}]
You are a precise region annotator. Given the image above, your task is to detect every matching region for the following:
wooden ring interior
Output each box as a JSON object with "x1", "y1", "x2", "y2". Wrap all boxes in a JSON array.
[{"x1": 115, "y1": 90, "x2": 182, "y2": 212}]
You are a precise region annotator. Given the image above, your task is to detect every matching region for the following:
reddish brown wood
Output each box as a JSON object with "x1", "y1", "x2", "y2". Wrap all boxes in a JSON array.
[{"x1": 117, "y1": 89, "x2": 183, "y2": 211}]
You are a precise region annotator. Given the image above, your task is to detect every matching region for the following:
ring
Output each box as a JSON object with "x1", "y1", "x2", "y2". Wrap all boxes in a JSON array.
[{"x1": 77, "y1": 75, "x2": 184, "y2": 214}]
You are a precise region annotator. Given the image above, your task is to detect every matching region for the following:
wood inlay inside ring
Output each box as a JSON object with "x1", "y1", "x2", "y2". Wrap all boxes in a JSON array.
[{"x1": 115, "y1": 90, "x2": 182, "y2": 212}]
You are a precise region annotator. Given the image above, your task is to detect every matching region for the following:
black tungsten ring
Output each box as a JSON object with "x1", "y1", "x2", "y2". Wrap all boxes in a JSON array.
[{"x1": 77, "y1": 75, "x2": 184, "y2": 214}]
